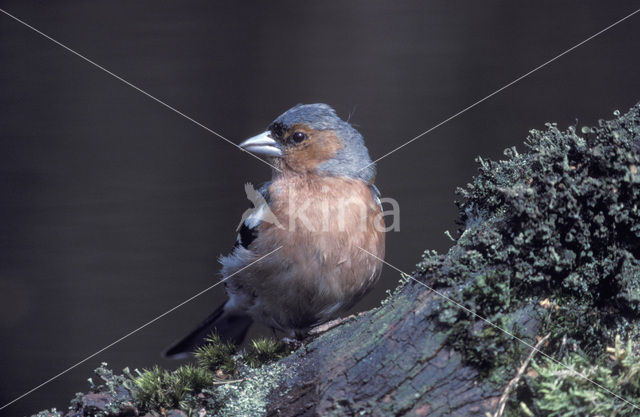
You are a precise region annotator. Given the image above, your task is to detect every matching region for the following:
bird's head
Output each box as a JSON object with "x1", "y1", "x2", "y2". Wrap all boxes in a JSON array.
[{"x1": 239, "y1": 103, "x2": 375, "y2": 182}]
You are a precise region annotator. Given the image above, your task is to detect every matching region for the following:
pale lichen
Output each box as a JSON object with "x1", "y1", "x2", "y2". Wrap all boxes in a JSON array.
[
  {"x1": 214, "y1": 362, "x2": 289, "y2": 417},
  {"x1": 415, "y1": 104, "x2": 640, "y2": 381}
]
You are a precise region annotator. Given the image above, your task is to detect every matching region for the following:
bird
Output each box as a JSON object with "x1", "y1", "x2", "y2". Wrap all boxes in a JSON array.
[{"x1": 164, "y1": 103, "x2": 385, "y2": 358}]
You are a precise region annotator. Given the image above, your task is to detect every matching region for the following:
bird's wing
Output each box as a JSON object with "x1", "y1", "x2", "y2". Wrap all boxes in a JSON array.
[
  {"x1": 370, "y1": 183, "x2": 383, "y2": 210},
  {"x1": 234, "y1": 182, "x2": 272, "y2": 250}
]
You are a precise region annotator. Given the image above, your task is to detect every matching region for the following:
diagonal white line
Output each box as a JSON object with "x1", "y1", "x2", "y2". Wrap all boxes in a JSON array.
[
  {"x1": 355, "y1": 246, "x2": 640, "y2": 412},
  {"x1": 0, "y1": 246, "x2": 282, "y2": 411},
  {"x1": 359, "y1": 7, "x2": 640, "y2": 173},
  {"x1": 0, "y1": 8, "x2": 282, "y2": 172}
]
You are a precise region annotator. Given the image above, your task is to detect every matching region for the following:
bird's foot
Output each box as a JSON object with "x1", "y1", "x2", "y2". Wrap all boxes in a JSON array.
[{"x1": 281, "y1": 337, "x2": 305, "y2": 350}]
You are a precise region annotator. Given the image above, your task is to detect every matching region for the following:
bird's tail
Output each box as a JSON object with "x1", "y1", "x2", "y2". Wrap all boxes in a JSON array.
[{"x1": 163, "y1": 301, "x2": 253, "y2": 359}]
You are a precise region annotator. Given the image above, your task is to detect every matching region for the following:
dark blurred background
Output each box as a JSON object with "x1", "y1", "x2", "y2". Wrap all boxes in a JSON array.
[{"x1": 0, "y1": 1, "x2": 638, "y2": 415}]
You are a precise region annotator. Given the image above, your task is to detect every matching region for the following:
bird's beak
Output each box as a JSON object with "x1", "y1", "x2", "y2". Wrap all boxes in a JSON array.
[{"x1": 239, "y1": 131, "x2": 283, "y2": 157}]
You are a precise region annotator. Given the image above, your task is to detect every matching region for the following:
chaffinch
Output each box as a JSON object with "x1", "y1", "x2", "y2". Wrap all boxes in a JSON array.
[{"x1": 165, "y1": 103, "x2": 385, "y2": 358}]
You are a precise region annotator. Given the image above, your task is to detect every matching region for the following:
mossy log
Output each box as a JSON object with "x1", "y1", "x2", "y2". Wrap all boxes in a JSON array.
[
  {"x1": 34, "y1": 103, "x2": 640, "y2": 417},
  {"x1": 265, "y1": 287, "x2": 540, "y2": 416}
]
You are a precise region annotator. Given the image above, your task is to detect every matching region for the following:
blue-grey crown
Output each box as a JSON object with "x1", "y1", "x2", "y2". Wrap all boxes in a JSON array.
[{"x1": 273, "y1": 104, "x2": 376, "y2": 182}]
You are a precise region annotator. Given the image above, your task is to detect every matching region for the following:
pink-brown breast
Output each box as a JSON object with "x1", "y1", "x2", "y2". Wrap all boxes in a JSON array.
[{"x1": 230, "y1": 174, "x2": 385, "y2": 333}]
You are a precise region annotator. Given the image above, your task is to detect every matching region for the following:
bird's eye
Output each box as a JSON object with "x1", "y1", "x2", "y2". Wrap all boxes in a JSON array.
[{"x1": 291, "y1": 132, "x2": 307, "y2": 143}]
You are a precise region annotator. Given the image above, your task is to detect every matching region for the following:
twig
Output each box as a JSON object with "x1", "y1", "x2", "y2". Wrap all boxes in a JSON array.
[
  {"x1": 308, "y1": 313, "x2": 363, "y2": 335},
  {"x1": 212, "y1": 377, "x2": 245, "y2": 385},
  {"x1": 493, "y1": 333, "x2": 550, "y2": 417}
]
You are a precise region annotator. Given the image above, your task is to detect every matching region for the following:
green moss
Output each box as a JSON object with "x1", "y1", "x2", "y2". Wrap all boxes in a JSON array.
[
  {"x1": 50, "y1": 333, "x2": 295, "y2": 416},
  {"x1": 243, "y1": 338, "x2": 292, "y2": 368},
  {"x1": 509, "y1": 336, "x2": 640, "y2": 416},
  {"x1": 131, "y1": 364, "x2": 217, "y2": 412},
  {"x1": 435, "y1": 271, "x2": 517, "y2": 374},
  {"x1": 194, "y1": 333, "x2": 238, "y2": 375}
]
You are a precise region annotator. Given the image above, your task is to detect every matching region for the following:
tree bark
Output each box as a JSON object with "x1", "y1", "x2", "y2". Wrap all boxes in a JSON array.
[{"x1": 265, "y1": 280, "x2": 540, "y2": 417}]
